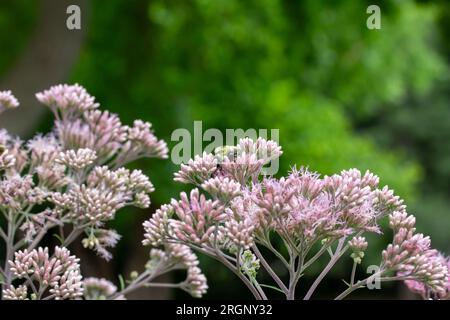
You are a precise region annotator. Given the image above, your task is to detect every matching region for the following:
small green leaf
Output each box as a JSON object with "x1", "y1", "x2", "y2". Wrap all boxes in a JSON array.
[
  {"x1": 259, "y1": 284, "x2": 285, "y2": 294},
  {"x1": 53, "y1": 233, "x2": 64, "y2": 244},
  {"x1": 118, "y1": 274, "x2": 125, "y2": 291}
]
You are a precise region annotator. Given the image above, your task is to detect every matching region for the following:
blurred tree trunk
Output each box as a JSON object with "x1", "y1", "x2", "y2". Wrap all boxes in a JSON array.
[{"x1": 0, "y1": 0, "x2": 88, "y2": 136}]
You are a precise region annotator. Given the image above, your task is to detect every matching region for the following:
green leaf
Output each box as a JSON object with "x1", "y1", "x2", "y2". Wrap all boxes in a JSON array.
[
  {"x1": 259, "y1": 284, "x2": 285, "y2": 294},
  {"x1": 53, "y1": 233, "x2": 64, "y2": 245},
  {"x1": 118, "y1": 274, "x2": 125, "y2": 291}
]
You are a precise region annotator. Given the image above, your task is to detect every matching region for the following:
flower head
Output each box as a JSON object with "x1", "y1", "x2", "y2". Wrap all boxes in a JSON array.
[
  {"x1": 349, "y1": 236, "x2": 368, "y2": 264},
  {"x1": 170, "y1": 189, "x2": 225, "y2": 245},
  {"x1": 83, "y1": 277, "x2": 118, "y2": 300},
  {"x1": 36, "y1": 83, "x2": 99, "y2": 117},
  {"x1": 2, "y1": 285, "x2": 28, "y2": 300},
  {"x1": 7, "y1": 247, "x2": 83, "y2": 300},
  {"x1": 0, "y1": 90, "x2": 19, "y2": 114},
  {"x1": 174, "y1": 153, "x2": 218, "y2": 185},
  {"x1": 56, "y1": 148, "x2": 97, "y2": 170},
  {"x1": 383, "y1": 212, "x2": 449, "y2": 295},
  {"x1": 201, "y1": 176, "x2": 241, "y2": 203}
]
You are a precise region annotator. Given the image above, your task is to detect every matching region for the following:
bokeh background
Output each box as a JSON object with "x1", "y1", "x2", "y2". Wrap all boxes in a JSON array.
[{"x1": 0, "y1": 0, "x2": 449, "y2": 299}]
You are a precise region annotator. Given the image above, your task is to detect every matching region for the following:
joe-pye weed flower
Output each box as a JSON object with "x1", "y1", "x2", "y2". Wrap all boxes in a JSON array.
[
  {"x1": 0, "y1": 84, "x2": 204, "y2": 299},
  {"x1": 1, "y1": 84, "x2": 448, "y2": 300},
  {"x1": 144, "y1": 138, "x2": 449, "y2": 300}
]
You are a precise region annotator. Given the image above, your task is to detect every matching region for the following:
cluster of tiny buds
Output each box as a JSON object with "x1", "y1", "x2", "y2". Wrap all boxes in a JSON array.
[
  {"x1": 143, "y1": 136, "x2": 450, "y2": 299},
  {"x1": 83, "y1": 277, "x2": 120, "y2": 300},
  {"x1": 5, "y1": 247, "x2": 83, "y2": 300},
  {"x1": 184, "y1": 266, "x2": 208, "y2": 298},
  {"x1": 201, "y1": 176, "x2": 241, "y2": 203},
  {"x1": 382, "y1": 211, "x2": 448, "y2": 295},
  {"x1": 0, "y1": 148, "x2": 16, "y2": 169},
  {"x1": 174, "y1": 153, "x2": 218, "y2": 185},
  {"x1": 240, "y1": 250, "x2": 260, "y2": 279},
  {"x1": 55, "y1": 148, "x2": 97, "y2": 170},
  {"x1": 145, "y1": 243, "x2": 208, "y2": 298},
  {"x1": 35, "y1": 83, "x2": 99, "y2": 116},
  {"x1": 0, "y1": 90, "x2": 19, "y2": 113},
  {"x1": 349, "y1": 236, "x2": 368, "y2": 264}
]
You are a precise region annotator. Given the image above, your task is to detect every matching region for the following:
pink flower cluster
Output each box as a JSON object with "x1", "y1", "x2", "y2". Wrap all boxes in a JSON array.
[
  {"x1": 0, "y1": 84, "x2": 167, "y2": 262},
  {"x1": 83, "y1": 277, "x2": 122, "y2": 300},
  {"x1": 0, "y1": 84, "x2": 181, "y2": 300},
  {"x1": 148, "y1": 243, "x2": 208, "y2": 298},
  {"x1": 0, "y1": 90, "x2": 19, "y2": 114},
  {"x1": 34, "y1": 84, "x2": 168, "y2": 165},
  {"x1": 144, "y1": 140, "x2": 404, "y2": 251},
  {"x1": 383, "y1": 211, "x2": 449, "y2": 297},
  {"x1": 143, "y1": 137, "x2": 448, "y2": 299},
  {"x1": 404, "y1": 254, "x2": 450, "y2": 299},
  {"x1": 5, "y1": 247, "x2": 83, "y2": 300}
]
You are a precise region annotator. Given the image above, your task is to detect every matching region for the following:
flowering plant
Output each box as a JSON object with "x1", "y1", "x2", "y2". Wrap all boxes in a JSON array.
[
  {"x1": 1, "y1": 84, "x2": 448, "y2": 300},
  {"x1": 144, "y1": 138, "x2": 450, "y2": 300},
  {"x1": 0, "y1": 85, "x2": 207, "y2": 299}
]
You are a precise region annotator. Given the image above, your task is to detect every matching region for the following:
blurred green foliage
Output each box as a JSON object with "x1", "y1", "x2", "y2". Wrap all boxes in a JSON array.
[
  {"x1": 71, "y1": 0, "x2": 447, "y2": 201},
  {"x1": 0, "y1": 1, "x2": 36, "y2": 75}
]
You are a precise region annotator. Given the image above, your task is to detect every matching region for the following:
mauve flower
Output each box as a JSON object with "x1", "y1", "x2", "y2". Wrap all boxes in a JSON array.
[
  {"x1": 84, "y1": 110, "x2": 127, "y2": 162},
  {"x1": 27, "y1": 134, "x2": 62, "y2": 167},
  {"x1": 145, "y1": 243, "x2": 207, "y2": 298},
  {"x1": 2, "y1": 285, "x2": 28, "y2": 300},
  {"x1": 55, "y1": 148, "x2": 97, "y2": 170},
  {"x1": 166, "y1": 243, "x2": 201, "y2": 269},
  {"x1": 219, "y1": 152, "x2": 264, "y2": 185},
  {"x1": 36, "y1": 83, "x2": 99, "y2": 118},
  {"x1": 55, "y1": 166, "x2": 155, "y2": 224},
  {"x1": 349, "y1": 236, "x2": 368, "y2": 264},
  {"x1": 4, "y1": 138, "x2": 28, "y2": 174},
  {"x1": 383, "y1": 212, "x2": 448, "y2": 295},
  {"x1": 35, "y1": 163, "x2": 71, "y2": 189},
  {"x1": 184, "y1": 266, "x2": 208, "y2": 298},
  {"x1": 171, "y1": 189, "x2": 226, "y2": 245},
  {"x1": 0, "y1": 90, "x2": 19, "y2": 114},
  {"x1": 20, "y1": 208, "x2": 61, "y2": 243},
  {"x1": 201, "y1": 176, "x2": 241, "y2": 203},
  {"x1": 121, "y1": 120, "x2": 168, "y2": 160},
  {"x1": 7, "y1": 247, "x2": 83, "y2": 300},
  {"x1": 55, "y1": 118, "x2": 95, "y2": 151},
  {"x1": 83, "y1": 277, "x2": 118, "y2": 300},
  {"x1": 224, "y1": 216, "x2": 255, "y2": 249},
  {"x1": 82, "y1": 229, "x2": 121, "y2": 261},
  {"x1": 0, "y1": 149, "x2": 16, "y2": 170},
  {"x1": 237, "y1": 137, "x2": 282, "y2": 164},
  {"x1": 349, "y1": 236, "x2": 368, "y2": 252},
  {"x1": 1, "y1": 84, "x2": 174, "y2": 300},
  {"x1": 174, "y1": 152, "x2": 218, "y2": 185},
  {"x1": 143, "y1": 204, "x2": 174, "y2": 246},
  {"x1": 0, "y1": 174, "x2": 37, "y2": 211}
]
